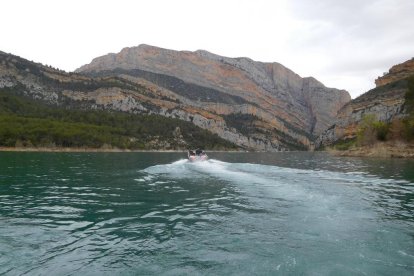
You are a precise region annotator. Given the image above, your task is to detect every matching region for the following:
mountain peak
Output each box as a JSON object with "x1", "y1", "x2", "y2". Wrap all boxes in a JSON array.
[
  {"x1": 76, "y1": 44, "x2": 350, "y2": 138},
  {"x1": 303, "y1": 77, "x2": 324, "y2": 88}
]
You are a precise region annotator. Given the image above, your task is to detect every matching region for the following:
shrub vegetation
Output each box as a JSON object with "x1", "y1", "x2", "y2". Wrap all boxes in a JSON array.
[{"x1": 355, "y1": 76, "x2": 414, "y2": 146}]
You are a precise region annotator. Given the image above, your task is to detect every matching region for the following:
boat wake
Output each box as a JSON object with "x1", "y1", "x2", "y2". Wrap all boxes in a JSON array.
[
  {"x1": 142, "y1": 158, "x2": 278, "y2": 184},
  {"x1": 142, "y1": 158, "x2": 367, "y2": 187},
  {"x1": 140, "y1": 158, "x2": 414, "y2": 218}
]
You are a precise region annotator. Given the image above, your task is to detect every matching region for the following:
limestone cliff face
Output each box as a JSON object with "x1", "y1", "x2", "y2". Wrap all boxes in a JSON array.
[
  {"x1": 1, "y1": 47, "x2": 350, "y2": 151},
  {"x1": 76, "y1": 44, "x2": 350, "y2": 149},
  {"x1": 317, "y1": 58, "x2": 414, "y2": 148},
  {"x1": 0, "y1": 51, "x2": 288, "y2": 150},
  {"x1": 316, "y1": 85, "x2": 407, "y2": 147},
  {"x1": 375, "y1": 58, "x2": 414, "y2": 87}
]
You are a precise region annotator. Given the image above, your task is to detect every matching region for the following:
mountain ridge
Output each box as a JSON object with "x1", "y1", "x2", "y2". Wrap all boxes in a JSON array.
[
  {"x1": 1, "y1": 45, "x2": 351, "y2": 151},
  {"x1": 76, "y1": 44, "x2": 350, "y2": 149}
]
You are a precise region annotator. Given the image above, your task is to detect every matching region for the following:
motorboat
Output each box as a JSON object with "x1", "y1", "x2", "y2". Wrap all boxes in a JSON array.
[{"x1": 188, "y1": 149, "x2": 208, "y2": 162}]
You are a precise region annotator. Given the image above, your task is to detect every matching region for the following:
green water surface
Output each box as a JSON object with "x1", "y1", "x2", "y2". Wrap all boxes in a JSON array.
[{"x1": 0, "y1": 152, "x2": 413, "y2": 275}]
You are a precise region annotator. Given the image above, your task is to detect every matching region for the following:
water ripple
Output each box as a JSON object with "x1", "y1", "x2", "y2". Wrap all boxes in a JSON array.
[{"x1": 0, "y1": 152, "x2": 413, "y2": 275}]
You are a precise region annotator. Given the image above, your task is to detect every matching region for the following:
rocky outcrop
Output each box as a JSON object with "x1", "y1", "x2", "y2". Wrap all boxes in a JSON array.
[
  {"x1": 317, "y1": 58, "x2": 414, "y2": 148},
  {"x1": 316, "y1": 85, "x2": 406, "y2": 147},
  {"x1": 375, "y1": 58, "x2": 414, "y2": 87}
]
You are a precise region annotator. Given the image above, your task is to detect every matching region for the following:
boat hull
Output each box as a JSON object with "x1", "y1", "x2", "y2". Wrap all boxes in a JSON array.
[{"x1": 188, "y1": 155, "x2": 208, "y2": 162}]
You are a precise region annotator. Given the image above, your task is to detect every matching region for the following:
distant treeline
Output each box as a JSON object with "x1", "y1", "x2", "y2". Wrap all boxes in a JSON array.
[{"x1": 0, "y1": 87, "x2": 238, "y2": 150}]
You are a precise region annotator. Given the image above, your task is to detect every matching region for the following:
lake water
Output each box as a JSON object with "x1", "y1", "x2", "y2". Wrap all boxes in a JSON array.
[{"x1": 0, "y1": 152, "x2": 413, "y2": 275}]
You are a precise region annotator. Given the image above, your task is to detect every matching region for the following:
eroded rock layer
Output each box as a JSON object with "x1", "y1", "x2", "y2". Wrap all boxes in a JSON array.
[
  {"x1": 1, "y1": 45, "x2": 351, "y2": 151},
  {"x1": 375, "y1": 58, "x2": 414, "y2": 87},
  {"x1": 76, "y1": 45, "x2": 350, "y2": 150},
  {"x1": 317, "y1": 58, "x2": 414, "y2": 148}
]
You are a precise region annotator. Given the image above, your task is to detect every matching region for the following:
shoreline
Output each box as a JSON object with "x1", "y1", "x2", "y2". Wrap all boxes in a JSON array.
[
  {"x1": 3, "y1": 145, "x2": 414, "y2": 158},
  {"x1": 0, "y1": 147, "x2": 181, "y2": 153},
  {"x1": 328, "y1": 142, "x2": 414, "y2": 158},
  {"x1": 0, "y1": 147, "x2": 244, "y2": 153}
]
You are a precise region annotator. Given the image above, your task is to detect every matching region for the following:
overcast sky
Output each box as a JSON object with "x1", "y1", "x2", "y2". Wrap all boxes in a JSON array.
[{"x1": 1, "y1": 0, "x2": 413, "y2": 98}]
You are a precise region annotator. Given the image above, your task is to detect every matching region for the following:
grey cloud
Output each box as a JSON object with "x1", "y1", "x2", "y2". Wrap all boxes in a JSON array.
[{"x1": 287, "y1": 0, "x2": 414, "y2": 97}]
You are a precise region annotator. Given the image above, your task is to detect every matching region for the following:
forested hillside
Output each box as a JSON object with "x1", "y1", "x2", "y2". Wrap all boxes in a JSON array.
[{"x1": 0, "y1": 86, "x2": 238, "y2": 150}]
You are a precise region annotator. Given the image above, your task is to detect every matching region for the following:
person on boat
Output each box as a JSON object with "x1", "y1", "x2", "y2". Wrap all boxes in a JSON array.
[{"x1": 188, "y1": 148, "x2": 208, "y2": 161}]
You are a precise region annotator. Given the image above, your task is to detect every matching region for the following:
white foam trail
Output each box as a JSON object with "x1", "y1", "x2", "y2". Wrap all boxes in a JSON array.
[
  {"x1": 143, "y1": 159, "x2": 256, "y2": 183},
  {"x1": 141, "y1": 159, "x2": 309, "y2": 202},
  {"x1": 142, "y1": 159, "x2": 326, "y2": 187},
  {"x1": 141, "y1": 158, "x2": 412, "y2": 204}
]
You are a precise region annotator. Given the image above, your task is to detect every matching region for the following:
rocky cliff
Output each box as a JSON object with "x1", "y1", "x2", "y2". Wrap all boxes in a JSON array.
[
  {"x1": 317, "y1": 58, "x2": 414, "y2": 148},
  {"x1": 0, "y1": 51, "x2": 239, "y2": 150},
  {"x1": 0, "y1": 45, "x2": 350, "y2": 151},
  {"x1": 76, "y1": 44, "x2": 350, "y2": 150},
  {"x1": 375, "y1": 58, "x2": 414, "y2": 87}
]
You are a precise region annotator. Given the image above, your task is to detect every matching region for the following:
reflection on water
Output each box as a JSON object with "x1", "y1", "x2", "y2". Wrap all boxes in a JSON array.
[{"x1": 0, "y1": 152, "x2": 413, "y2": 275}]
